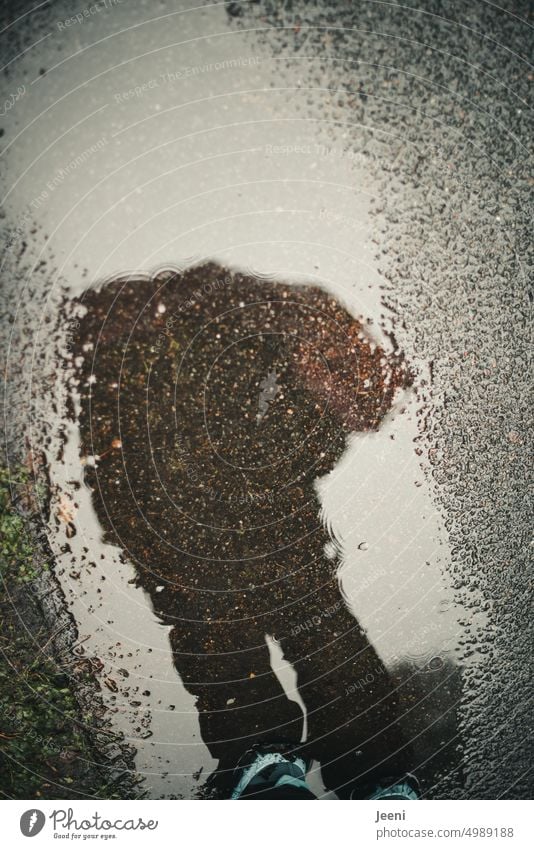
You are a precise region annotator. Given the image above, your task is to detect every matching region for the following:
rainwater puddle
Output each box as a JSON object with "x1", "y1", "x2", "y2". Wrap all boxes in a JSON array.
[
  {"x1": 44, "y1": 259, "x2": 463, "y2": 798},
  {"x1": 2, "y1": 2, "x2": 468, "y2": 799}
]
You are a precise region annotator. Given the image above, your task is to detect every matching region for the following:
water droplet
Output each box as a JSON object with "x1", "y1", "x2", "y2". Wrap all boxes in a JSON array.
[{"x1": 426, "y1": 655, "x2": 445, "y2": 672}]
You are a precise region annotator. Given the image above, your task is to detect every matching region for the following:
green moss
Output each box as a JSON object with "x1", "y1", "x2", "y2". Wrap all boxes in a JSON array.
[
  {"x1": 0, "y1": 466, "x2": 37, "y2": 583},
  {"x1": 0, "y1": 466, "x2": 129, "y2": 799}
]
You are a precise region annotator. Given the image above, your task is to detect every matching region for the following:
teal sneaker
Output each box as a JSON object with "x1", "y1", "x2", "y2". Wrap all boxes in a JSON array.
[
  {"x1": 354, "y1": 773, "x2": 420, "y2": 800},
  {"x1": 231, "y1": 743, "x2": 316, "y2": 799}
]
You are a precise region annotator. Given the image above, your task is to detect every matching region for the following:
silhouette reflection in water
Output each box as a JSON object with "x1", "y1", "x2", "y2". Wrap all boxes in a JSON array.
[{"x1": 72, "y1": 262, "x2": 413, "y2": 797}]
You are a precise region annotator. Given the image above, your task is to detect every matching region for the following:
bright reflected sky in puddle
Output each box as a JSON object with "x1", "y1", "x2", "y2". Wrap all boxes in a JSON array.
[{"x1": 5, "y1": 2, "x2": 461, "y2": 797}]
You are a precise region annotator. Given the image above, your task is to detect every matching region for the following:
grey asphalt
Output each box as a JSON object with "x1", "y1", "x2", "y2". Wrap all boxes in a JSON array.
[{"x1": 1, "y1": 0, "x2": 532, "y2": 799}]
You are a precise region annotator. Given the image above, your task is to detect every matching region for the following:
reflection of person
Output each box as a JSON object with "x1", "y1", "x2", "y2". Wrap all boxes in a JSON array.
[{"x1": 72, "y1": 262, "x2": 413, "y2": 798}]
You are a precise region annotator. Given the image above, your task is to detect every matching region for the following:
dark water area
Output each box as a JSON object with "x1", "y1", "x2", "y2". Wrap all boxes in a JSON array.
[{"x1": 69, "y1": 261, "x2": 420, "y2": 796}]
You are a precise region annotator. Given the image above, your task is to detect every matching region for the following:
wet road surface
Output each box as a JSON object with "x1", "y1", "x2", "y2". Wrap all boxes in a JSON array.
[{"x1": 1, "y1": 0, "x2": 531, "y2": 799}]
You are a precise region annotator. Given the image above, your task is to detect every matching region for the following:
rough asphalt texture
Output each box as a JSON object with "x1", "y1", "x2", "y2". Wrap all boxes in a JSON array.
[{"x1": 1, "y1": 0, "x2": 532, "y2": 799}]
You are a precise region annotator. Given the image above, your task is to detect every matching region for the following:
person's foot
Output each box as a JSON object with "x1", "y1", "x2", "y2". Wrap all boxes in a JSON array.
[
  {"x1": 352, "y1": 773, "x2": 420, "y2": 800},
  {"x1": 231, "y1": 742, "x2": 316, "y2": 799}
]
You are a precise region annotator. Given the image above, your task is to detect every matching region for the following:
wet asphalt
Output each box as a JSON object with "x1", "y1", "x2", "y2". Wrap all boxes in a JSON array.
[{"x1": 0, "y1": 1, "x2": 532, "y2": 799}]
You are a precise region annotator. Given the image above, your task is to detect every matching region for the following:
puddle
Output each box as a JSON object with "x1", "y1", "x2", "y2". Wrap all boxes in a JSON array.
[
  {"x1": 1, "y1": 1, "x2": 469, "y2": 799},
  {"x1": 43, "y1": 260, "x2": 460, "y2": 798}
]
